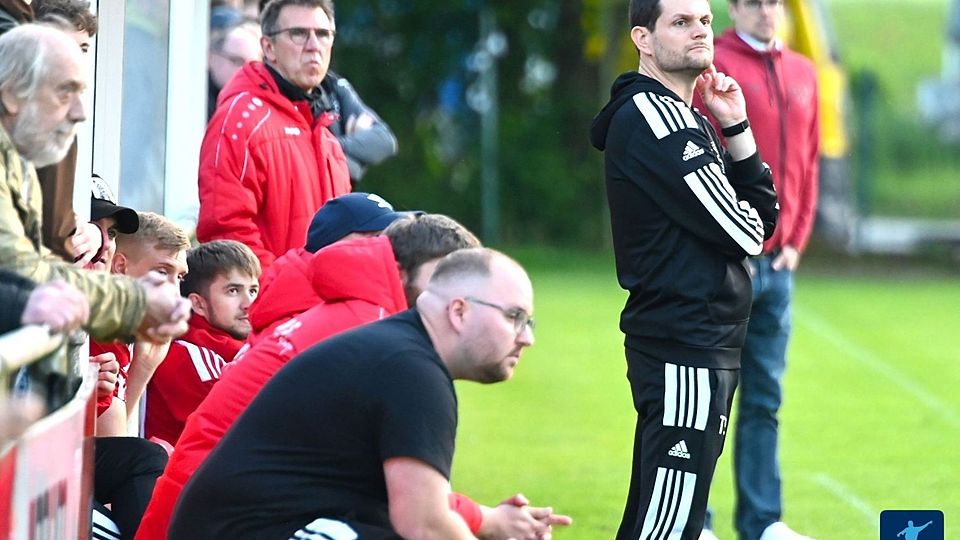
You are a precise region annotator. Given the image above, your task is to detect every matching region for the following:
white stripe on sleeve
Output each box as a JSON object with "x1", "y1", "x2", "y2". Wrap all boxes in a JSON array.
[
  {"x1": 178, "y1": 341, "x2": 213, "y2": 382},
  {"x1": 684, "y1": 163, "x2": 764, "y2": 255},
  {"x1": 633, "y1": 92, "x2": 699, "y2": 140}
]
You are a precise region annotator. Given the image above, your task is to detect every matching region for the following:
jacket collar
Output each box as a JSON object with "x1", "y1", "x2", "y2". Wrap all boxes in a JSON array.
[
  {"x1": 182, "y1": 313, "x2": 244, "y2": 361},
  {"x1": 263, "y1": 63, "x2": 332, "y2": 119},
  {"x1": 734, "y1": 30, "x2": 782, "y2": 52}
]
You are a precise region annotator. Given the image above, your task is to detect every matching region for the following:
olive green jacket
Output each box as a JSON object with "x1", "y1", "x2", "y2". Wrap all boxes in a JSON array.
[{"x1": 0, "y1": 122, "x2": 146, "y2": 341}]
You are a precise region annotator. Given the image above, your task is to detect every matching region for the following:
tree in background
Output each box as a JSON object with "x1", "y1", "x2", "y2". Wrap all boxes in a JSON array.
[{"x1": 331, "y1": 0, "x2": 620, "y2": 246}]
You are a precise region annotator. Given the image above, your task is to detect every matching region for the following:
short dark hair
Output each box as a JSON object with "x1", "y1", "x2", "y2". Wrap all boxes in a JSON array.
[
  {"x1": 426, "y1": 247, "x2": 527, "y2": 296},
  {"x1": 629, "y1": 0, "x2": 662, "y2": 30},
  {"x1": 260, "y1": 0, "x2": 334, "y2": 35},
  {"x1": 34, "y1": 0, "x2": 98, "y2": 36},
  {"x1": 181, "y1": 240, "x2": 261, "y2": 298},
  {"x1": 427, "y1": 248, "x2": 494, "y2": 288},
  {"x1": 383, "y1": 214, "x2": 481, "y2": 284}
]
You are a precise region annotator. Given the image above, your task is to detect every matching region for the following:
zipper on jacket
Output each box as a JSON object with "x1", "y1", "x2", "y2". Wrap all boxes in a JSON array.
[{"x1": 764, "y1": 55, "x2": 789, "y2": 200}]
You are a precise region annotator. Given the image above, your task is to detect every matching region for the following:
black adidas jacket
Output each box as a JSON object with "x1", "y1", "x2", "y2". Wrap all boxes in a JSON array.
[{"x1": 590, "y1": 72, "x2": 779, "y2": 368}]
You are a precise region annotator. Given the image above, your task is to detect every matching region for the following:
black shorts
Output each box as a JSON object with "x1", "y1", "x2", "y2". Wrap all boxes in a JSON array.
[{"x1": 616, "y1": 347, "x2": 738, "y2": 540}]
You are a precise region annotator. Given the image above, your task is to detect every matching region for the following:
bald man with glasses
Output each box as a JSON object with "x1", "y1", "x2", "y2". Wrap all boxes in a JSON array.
[
  {"x1": 197, "y1": 0, "x2": 351, "y2": 271},
  {"x1": 169, "y1": 248, "x2": 570, "y2": 540}
]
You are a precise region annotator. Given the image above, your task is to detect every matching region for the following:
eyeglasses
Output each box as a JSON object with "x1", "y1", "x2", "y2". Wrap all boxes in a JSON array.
[
  {"x1": 465, "y1": 297, "x2": 536, "y2": 335},
  {"x1": 741, "y1": 0, "x2": 783, "y2": 10},
  {"x1": 266, "y1": 27, "x2": 336, "y2": 45}
]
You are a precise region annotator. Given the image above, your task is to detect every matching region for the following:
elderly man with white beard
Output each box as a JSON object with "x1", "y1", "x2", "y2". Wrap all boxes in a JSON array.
[{"x1": 0, "y1": 23, "x2": 190, "y2": 345}]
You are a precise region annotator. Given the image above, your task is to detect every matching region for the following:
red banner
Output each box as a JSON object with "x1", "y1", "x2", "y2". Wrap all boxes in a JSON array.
[{"x1": 0, "y1": 365, "x2": 96, "y2": 540}]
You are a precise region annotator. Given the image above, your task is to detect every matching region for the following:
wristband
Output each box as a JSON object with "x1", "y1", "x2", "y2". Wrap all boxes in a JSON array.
[
  {"x1": 448, "y1": 493, "x2": 483, "y2": 534},
  {"x1": 721, "y1": 119, "x2": 750, "y2": 137}
]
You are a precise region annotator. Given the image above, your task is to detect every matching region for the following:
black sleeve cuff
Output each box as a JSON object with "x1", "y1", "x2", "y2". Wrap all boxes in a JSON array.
[{"x1": 729, "y1": 151, "x2": 766, "y2": 182}]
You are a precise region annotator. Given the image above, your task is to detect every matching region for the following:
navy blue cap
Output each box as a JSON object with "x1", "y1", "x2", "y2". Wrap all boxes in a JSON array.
[
  {"x1": 305, "y1": 193, "x2": 408, "y2": 252},
  {"x1": 210, "y1": 6, "x2": 244, "y2": 31}
]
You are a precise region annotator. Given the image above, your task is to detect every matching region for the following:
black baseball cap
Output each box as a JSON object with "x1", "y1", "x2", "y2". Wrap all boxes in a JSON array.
[
  {"x1": 90, "y1": 175, "x2": 139, "y2": 234},
  {"x1": 305, "y1": 193, "x2": 409, "y2": 252}
]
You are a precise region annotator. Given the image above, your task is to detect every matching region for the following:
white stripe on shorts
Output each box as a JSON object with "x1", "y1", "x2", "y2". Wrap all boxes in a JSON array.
[
  {"x1": 663, "y1": 363, "x2": 711, "y2": 431},
  {"x1": 290, "y1": 518, "x2": 359, "y2": 540},
  {"x1": 637, "y1": 466, "x2": 697, "y2": 540}
]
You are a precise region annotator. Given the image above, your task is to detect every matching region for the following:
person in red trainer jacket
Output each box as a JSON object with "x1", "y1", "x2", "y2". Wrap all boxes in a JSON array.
[
  {"x1": 693, "y1": 1, "x2": 819, "y2": 538},
  {"x1": 244, "y1": 191, "x2": 410, "y2": 348},
  {"x1": 144, "y1": 240, "x2": 261, "y2": 446},
  {"x1": 196, "y1": 0, "x2": 351, "y2": 270}
]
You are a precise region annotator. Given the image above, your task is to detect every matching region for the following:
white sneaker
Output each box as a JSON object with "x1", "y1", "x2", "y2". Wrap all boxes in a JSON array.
[
  {"x1": 698, "y1": 528, "x2": 721, "y2": 540},
  {"x1": 759, "y1": 522, "x2": 815, "y2": 540}
]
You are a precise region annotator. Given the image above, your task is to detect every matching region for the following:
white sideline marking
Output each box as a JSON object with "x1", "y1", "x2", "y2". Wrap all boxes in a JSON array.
[
  {"x1": 810, "y1": 473, "x2": 878, "y2": 529},
  {"x1": 795, "y1": 308, "x2": 960, "y2": 429}
]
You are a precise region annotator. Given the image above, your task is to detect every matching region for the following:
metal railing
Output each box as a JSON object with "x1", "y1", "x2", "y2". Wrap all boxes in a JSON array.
[{"x1": 0, "y1": 325, "x2": 65, "y2": 391}]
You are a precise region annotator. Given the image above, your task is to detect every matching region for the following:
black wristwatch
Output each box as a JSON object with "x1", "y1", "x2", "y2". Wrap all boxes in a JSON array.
[{"x1": 721, "y1": 119, "x2": 750, "y2": 137}]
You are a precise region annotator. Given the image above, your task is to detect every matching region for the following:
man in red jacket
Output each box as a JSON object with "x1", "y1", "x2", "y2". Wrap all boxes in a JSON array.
[
  {"x1": 246, "y1": 191, "x2": 410, "y2": 347},
  {"x1": 145, "y1": 240, "x2": 261, "y2": 446},
  {"x1": 196, "y1": 0, "x2": 351, "y2": 270},
  {"x1": 694, "y1": 1, "x2": 818, "y2": 539}
]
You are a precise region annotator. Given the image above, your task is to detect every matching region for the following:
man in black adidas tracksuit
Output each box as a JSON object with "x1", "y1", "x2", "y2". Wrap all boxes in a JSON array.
[{"x1": 589, "y1": 0, "x2": 779, "y2": 539}]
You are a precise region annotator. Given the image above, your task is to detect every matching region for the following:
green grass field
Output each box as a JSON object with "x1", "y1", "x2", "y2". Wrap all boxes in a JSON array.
[{"x1": 450, "y1": 249, "x2": 960, "y2": 539}]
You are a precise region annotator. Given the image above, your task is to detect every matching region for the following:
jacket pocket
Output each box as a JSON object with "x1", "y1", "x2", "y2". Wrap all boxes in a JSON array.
[{"x1": 707, "y1": 260, "x2": 752, "y2": 324}]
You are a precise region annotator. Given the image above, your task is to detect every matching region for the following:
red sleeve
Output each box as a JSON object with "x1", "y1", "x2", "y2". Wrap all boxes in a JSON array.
[
  {"x1": 145, "y1": 342, "x2": 226, "y2": 444},
  {"x1": 196, "y1": 98, "x2": 276, "y2": 268},
  {"x1": 448, "y1": 492, "x2": 483, "y2": 534},
  {"x1": 789, "y1": 65, "x2": 820, "y2": 253},
  {"x1": 313, "y1": 117, "x2": 352, "y2": 202},
  {"x1": 95, "y1": 392, "x2": 112, "y2": 417},
  {"x1": 90, "y1": 340, "x2": 131, "y2": 405}
]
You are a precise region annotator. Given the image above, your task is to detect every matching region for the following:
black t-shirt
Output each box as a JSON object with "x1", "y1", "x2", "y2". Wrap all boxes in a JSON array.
[{"x1": 168, "y1": 309, "x2": 458, "y2": 539}]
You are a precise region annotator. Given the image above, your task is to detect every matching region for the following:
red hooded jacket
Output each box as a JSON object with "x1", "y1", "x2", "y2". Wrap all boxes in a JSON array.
[
  {"x1": 695, "y1": 30, "x2": 819, "y2": 253},
  {"x1": 243, "y1": 247, "x2": 319, "y2": 349},
  {"x1": 135, "y1": 236, "x2": 407, "y2": 540},
  {"x1": 196, "y1": 62, "x2": 351, "y2": 269},
  {"x1": 144, "y1": 314, "x2": 243, "y2": 446}
]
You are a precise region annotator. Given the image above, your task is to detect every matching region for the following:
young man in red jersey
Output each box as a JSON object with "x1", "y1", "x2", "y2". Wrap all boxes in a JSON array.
[{"x1": 145, "y1": 240, "x2": 261, "y2": 446}]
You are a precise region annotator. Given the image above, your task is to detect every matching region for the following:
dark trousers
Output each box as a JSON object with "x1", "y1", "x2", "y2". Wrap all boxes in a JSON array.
[
  {"x1": 616, "y1": 348, "x2": 738, "y2": 540},
  {"x1": 95, "y1": 437, "x2": 168, "y2": 540}
]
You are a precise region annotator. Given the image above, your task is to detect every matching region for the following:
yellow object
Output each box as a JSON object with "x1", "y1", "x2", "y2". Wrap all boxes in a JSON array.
[{"x1": 784, "y1": 0, "x2": 850, "y2": 158}]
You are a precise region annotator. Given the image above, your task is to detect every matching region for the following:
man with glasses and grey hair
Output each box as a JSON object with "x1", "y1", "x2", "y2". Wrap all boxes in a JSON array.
[
  {"x1": 197, "y1": 0, "x2": 351, "y2": 271},
  {"x1": 693, "y1": 1, "x2": 819, "y2": 539},
  {"x1": 169, "y1": 248, "x2": 571, "y2": 540}
]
